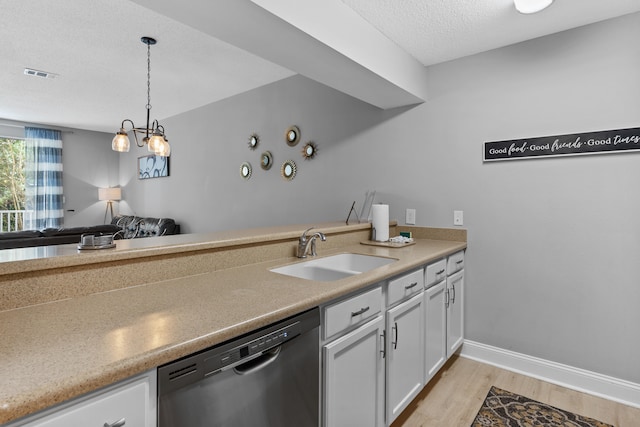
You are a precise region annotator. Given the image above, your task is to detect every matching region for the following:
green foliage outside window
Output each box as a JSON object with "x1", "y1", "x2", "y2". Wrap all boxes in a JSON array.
[{"x1": 0, "y1": 137, "x2": 26, "y2": 212}]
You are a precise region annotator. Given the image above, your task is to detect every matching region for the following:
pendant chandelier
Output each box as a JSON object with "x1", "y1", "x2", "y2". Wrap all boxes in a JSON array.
[{"x1": 112, "y1": 36, "x2": 171, "y2": 157}]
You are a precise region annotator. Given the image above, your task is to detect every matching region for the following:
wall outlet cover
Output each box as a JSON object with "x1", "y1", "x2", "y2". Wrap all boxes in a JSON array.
[
  {"x1": 406, "y1": 208, "x2": 416, "y2": 225},
  {"x1": 454, "y1": 210, "x2": 463, "y2": 226}
]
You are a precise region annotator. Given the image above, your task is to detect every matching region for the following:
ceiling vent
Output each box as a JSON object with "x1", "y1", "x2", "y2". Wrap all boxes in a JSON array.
[{"x1": 24, "y1": 68, "x2": 58, "y2": 79}]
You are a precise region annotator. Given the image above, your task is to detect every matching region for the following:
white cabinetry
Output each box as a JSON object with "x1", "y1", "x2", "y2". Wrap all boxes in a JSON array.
[
  {"x1": 424, "y1": 279, "x2": 447, "y2": 383},
  {"x1": 385, "y1": 292, "x2": 424, "y2": 424},
  {"x1": 323, "y1": 315, "x2": 385, "y2": 427},
  {"x1": 322, "y1": 286, "x2": 385, "y2": 427},
  {"x1": 446, "y1": 269, "x2": 464, "y2": 357},
  {"x1": 424, "y1": 251, "x2": 465, "y2": 382},
  {"x1": 7, "y1": 371, "x2": 156, "y2": 427}
]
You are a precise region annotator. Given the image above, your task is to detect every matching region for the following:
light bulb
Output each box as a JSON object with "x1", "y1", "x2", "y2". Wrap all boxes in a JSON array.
[
  {"x1": 148, "y1": 133, "x2": 164, "y2": 152},
  {"x1": 154, "y1": 138, "x2": 171, "y2": 157},
  {"x1": 112, "y1": 129, "x2": 130, "y2": 152}
]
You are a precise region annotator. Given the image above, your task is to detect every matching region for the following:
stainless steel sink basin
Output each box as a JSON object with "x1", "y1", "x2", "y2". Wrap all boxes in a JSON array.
[{"x1": 270, "y1": 253, "x2": 397, "y2": 282}]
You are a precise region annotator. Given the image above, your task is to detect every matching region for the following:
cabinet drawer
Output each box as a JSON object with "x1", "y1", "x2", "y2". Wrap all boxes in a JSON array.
[
  {"x1": 387, "y1": 269, "x2": 424, "y2": 307},
  {"x1": 446, "y1": 251, "x2": 465, "y2": 275},
  {"x1": 323, "y1": 286, "x2": 382, "y2": 340},
  {"x1": 425, "y1": 259, "x2": 446, "y2": 288}
]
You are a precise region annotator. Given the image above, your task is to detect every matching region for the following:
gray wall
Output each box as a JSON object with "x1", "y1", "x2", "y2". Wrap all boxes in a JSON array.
[
  {"x1": 120, "y1": 13, "x2": 640, "y2": 383},
  {"x1": 63, "y1": 128, "x2": 120, "y2": 226}
]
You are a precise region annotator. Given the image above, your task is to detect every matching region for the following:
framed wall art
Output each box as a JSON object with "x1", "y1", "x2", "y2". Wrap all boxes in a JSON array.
[{"x1": 138, "y1": 154, "x2": 170, "y2": 179}]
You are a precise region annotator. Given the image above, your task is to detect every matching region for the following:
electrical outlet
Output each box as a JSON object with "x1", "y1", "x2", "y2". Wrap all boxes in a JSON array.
[
  {"x1": 405, "y1": 208, "x2": 416, "y2": 225},
  {"x1": 453, "y1": 210, "x2": 463, "y2": 226}
]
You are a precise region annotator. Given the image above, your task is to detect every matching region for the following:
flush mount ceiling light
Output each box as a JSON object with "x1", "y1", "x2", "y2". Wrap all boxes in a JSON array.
[
  {"x1": 514, "y1": 0, "x2": 554, "y2": 14},
  {"x1": 112, "y1": 36, "x2": 171, "y2": 157}
]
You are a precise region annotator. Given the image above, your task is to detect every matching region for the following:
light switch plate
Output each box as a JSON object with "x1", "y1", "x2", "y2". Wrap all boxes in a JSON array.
[
  {"x1": 453, "y1": 210, "x2": 463, "y2": 226},
  {"x1": 406, "y1": 208, "x2": 416, "y2": 225}
]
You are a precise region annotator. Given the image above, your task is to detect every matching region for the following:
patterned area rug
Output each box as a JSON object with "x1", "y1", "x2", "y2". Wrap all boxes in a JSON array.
[{"x1": 471, "y1": 386, "x2": 614, "y2": 427}]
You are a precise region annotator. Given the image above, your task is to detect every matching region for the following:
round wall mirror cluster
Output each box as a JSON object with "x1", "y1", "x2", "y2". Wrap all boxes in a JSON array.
[{"x1": 240, "y1": 125, "x2": 317, "y2": 181}]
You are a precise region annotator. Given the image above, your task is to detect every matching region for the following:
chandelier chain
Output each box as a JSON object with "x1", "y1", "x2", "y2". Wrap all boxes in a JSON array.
[{"x1": 146, "y1": 42, "x2": 151, "y2": 111}]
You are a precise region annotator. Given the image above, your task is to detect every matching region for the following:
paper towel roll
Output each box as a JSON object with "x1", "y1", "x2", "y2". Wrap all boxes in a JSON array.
[{"x1": 371, "y1": 204, "x2": 389, "y2": 242}]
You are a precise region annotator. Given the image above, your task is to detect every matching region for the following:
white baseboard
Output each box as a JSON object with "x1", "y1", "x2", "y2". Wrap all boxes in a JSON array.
[{"x1": 460, "y1": 340, "x2": 640, "y2": 409}]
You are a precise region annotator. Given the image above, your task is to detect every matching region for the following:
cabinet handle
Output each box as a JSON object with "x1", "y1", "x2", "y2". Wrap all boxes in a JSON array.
[
  {"x1": 351, "y1": 306, "x2": 370, "y2": 317},
  {"x1": 456, "y1": 260, "x2": 463, "y2": 265},
  {"x1": 451, "y1": 284, "x2": 456, "y2": 304},
  {"x1": 104, "y1": 418, "x2": 126, "y2": 427},
  {"x1": 445, "y1": 288, "x2": 450, "y2": 308},
  {"x1": 392, "y1": 322, "x2": 398, "y2": 350},
  {"x1": 380, "y1": 330, "x2": 386, "y2": 359},
  {"x1": 436, "y1": 269, "x2": 445, "y2": 275},
  {"x1": 404, "y1": 282, "x2": 418, "y2": 290}
]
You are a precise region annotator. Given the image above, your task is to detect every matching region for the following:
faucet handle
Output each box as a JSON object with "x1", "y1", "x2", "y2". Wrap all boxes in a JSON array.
[{"x1": 300, "y1": 227, "x2": 314, "y2": 242}]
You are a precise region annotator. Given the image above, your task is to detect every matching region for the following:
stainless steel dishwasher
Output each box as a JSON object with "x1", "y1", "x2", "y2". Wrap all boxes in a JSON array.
[{"x1": 158, "y1": 308, "x2": 320, "y2": 427}]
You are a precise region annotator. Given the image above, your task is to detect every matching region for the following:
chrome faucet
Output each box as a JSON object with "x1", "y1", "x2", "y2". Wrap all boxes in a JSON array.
[{"x1": 297, "y1": 227, "x2": 327, "y2": 258}]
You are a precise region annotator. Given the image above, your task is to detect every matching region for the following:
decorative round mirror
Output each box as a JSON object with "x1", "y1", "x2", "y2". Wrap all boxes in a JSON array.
[
  {"x1": 301, "y1": 142, "x2": 318, "y2": 160},
  {"x1": 285, "y1": 125, "x2": 300, "y2": 147},
  {"x1": 281, "y1": 160, "x2": 297, "y2": 180},
  {"x1": 260, "y1": 151, "x2": 273, "y2": 170},
  {"x1": 248, "y1": 133, "x2": 259, "y2": 150},
  {"x1": 240, "y1": 162, "x2": 252, "y2": 179}
]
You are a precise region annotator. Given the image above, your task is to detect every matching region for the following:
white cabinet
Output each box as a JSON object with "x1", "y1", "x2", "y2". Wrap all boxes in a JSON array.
[
  {"x1": 424, "y1": 251, "x2": 464, "y2": 383},
  {"x1": 323, "y1": 315, "x2": 385, "y2": 427},
  {"x1": 424, "y1": 280, "x2": 447, "y2": 383},
  {"x1": 446, "y1": 269, "x2": 464, "y2": 357},
  {"x1": 7, "y1": 371, "x2": 156, "y2": 427},
  {"x1": 385, "y1": 293, "x2": 424, "y2": 425}
]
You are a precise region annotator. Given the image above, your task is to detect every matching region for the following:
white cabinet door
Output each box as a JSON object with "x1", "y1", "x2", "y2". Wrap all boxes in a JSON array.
[
  {"x1": 10, "y1": 371, "x2": 156, "y2": 427},
  {"x1": 386, "y1": 293, "x2": 424, "y2": 425},
  {"x1": 446, "y1": 269, "x2": 464, "y2": 358},
  {"x1": 323, "y1": 315, "x2": 385, "y2": 427},
  {"x1": 424, "y1": 280, "x2": 447, "y2": 383}
]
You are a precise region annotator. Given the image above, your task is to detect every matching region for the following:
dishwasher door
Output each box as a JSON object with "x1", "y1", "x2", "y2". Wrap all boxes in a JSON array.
[{"x1": 158, "y1": 308, "x2": 319, "y2": 427}]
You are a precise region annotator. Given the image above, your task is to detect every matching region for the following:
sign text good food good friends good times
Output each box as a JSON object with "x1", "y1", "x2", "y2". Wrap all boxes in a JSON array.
[{"x1": 484, "y1": 127, "x2": 640, "y2": 162}]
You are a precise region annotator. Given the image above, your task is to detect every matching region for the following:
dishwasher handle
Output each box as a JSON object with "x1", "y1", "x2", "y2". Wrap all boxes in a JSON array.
[{"x1": 233, "y1": 346, "x2": 281, "y2": 375}]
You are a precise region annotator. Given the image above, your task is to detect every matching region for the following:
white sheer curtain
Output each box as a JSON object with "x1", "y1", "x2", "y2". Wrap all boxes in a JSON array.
[{"x1": 24, "y1": 127, "x2": 63, "y2": 230}]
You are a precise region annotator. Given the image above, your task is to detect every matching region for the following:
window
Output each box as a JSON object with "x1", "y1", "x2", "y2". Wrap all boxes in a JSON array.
[{"x1": 0, "y1": 137, "x2": 27, "y2": 232}]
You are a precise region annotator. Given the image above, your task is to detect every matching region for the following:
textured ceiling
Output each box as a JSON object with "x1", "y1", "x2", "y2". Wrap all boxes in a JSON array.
[
  {"x1": 1, "y1": 0, "x2": 639, "y2": 134},
  {"x1": 341, "y1": 0, "x2": 640, "y2": 66},
  {"x1": 0, "y1": 0, "x2": 294, "y2": 133}
]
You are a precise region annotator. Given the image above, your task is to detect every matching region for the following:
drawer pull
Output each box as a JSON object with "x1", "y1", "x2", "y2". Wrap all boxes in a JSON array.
[
  {"x1": 436, "y1": 269, "x2": 445, "y2": 275},
  {"x1": 404, "y1": 282, "x2": 418, "y2": 290},
  {"x1": 456, "y1": 260, "x2": 463, "y2": 265},
  {"x1": 104, "y1": 418, "x2": 126, "y2": 427},
  {"x1": 404, "y1": 282, "x2": 419, "y2": 290},
  {"x1": 351, "y1": 306, "x2": 370, "y2": 317}
]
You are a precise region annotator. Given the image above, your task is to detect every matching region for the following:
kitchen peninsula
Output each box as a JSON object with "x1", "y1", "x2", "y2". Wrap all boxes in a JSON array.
[{"x1": 0, "y1": 222, "x2": 466, "y2": 425}]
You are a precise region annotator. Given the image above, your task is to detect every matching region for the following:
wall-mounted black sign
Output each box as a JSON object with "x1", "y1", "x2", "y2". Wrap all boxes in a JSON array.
[{"x1": 484, "y1": 127, "x2": 640, "y2": 162}]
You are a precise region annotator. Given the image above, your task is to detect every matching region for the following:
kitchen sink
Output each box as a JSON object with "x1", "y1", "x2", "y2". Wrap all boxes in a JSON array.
[{"x1": 270, "y1": 253, "x2": 397, "y2": 282}]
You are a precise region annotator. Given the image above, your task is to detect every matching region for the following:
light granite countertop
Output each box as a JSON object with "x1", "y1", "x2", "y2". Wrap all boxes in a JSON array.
[{"x1": 0, "y1": 224, "x2": 466, "y2": 425}]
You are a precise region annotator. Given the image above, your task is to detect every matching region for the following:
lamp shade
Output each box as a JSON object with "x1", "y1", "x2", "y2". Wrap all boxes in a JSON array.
[
  {"x1": 514, "y1": 0, "x2": 554, "y2": 14},
  {"x1": 98, "y1": 187, "x2": 122, "y2": 201}
]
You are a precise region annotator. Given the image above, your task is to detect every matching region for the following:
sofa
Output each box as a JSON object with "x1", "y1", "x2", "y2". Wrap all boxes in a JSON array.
[{"x1": 0, "y1": 215, "x2": 179, "y2": 250}]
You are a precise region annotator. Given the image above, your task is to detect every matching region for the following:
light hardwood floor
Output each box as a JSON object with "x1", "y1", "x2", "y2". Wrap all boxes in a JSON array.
[{"x1": 392, "y1": 356, "x2": 640, "y2": 427}]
